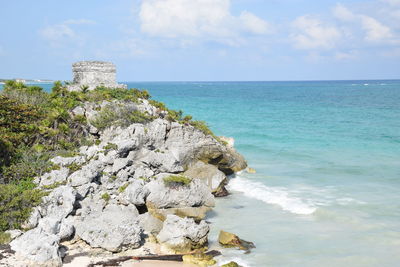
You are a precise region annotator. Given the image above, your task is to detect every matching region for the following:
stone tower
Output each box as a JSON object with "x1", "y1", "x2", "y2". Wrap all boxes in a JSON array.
[{"x1": 67, "y1": 61, "x2": 127, "y2": 91}]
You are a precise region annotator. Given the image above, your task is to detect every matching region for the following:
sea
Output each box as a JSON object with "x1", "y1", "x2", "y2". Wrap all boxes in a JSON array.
[{"x1": 2, "y1": 80, "x2": 400, "y2": 266}]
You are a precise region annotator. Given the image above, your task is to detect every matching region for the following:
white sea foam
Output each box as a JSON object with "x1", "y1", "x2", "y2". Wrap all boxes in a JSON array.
[{"x1": 228, "y1": 176, "x2": 317, "y2": 215}]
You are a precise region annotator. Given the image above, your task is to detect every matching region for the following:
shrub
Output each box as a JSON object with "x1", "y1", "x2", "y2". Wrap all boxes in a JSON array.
[
  {"x1": 1, "y1": 150, "x2": 54, "y2": 184},
  {"x1": 0, "y1": 184, "x2": 45, "y2": 231},
  {"x1": 166, "y1": 110, "x2": 183, "y2": 122},
  {"x1": 90, "y1": 105, "x2": 154, "y2": 130},
  {"x1": 189, "y1": 120, "x2": 214, "y2": 137},
  {"x1": 118, "y1": 183, "x2": 129, "y2": 193},
  {"x1": 0, "y1": 231, "x2": 11, "y2": 245},
  {"x1": 163, "y1": 175, "x2": 192, "y2": 186},
  {"x1": 103, "y1": 142, "x2": 118, "y2": 151},
  {"x1": 101, "y1": 192, "x2": 110, "y2": 202}
]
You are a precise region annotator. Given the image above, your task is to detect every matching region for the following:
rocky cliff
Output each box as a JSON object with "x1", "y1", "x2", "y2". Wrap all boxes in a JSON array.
[{"x1": 2, "y1": 97, "x2": 247, "y2": 266}]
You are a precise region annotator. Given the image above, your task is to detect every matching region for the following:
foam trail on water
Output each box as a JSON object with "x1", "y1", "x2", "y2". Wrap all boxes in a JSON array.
[{"x1": 228, "y1": 176, "x2": 316, "y2": 215}]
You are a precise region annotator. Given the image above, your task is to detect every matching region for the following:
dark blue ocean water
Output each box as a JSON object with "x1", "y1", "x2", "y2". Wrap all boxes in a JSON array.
[{"x1": 2, "y1": 80, "x2": 400, "y2": 266}]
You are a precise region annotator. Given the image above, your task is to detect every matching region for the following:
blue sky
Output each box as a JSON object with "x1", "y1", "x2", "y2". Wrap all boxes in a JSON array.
[{"x1": 0, "y1": 0, "x2": 399, "y2": 81}]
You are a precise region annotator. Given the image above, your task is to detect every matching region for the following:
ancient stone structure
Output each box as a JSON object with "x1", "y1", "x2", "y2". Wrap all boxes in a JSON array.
[{"x1": 67, "y1": 61, "x2": 127, "y2": 91}]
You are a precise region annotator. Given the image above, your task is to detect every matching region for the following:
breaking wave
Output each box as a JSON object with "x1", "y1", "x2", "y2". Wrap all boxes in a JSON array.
[{"x1": 228, "y1": 176, "x2": 317, "y2": 215}]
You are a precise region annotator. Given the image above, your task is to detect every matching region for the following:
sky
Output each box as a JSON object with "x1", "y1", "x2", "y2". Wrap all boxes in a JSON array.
[{"x1": 0, "y1": 0, "x2": 399, "y2": 81}]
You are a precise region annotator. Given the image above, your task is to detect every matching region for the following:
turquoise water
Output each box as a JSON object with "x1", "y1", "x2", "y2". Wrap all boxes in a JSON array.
[
  {"x1": 2, "y1": 81, "x2": 400, "y2": 266},
  {"x1": 126, "y1": 81, "x2": 400, "y2": 267}
]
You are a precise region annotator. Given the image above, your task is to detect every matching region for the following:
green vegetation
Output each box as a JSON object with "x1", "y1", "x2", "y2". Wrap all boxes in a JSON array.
[
  {"x1": 163, "y1": 175, "x2": 192, "y2": 186},
  {"x1": 0, "y1": 80, "x2": 220, "y2": 234},
  {"x1": 90, "y1": 105, "x2": 155, "y2": 130},
  {"x1": 118, "y1": 183, "x2": 129, "y2": 193},
  {"x1": 147, "y1": 98, "x2": 222, "y2": 143},
  {"x1": 0, "y1": 231, "x2": 11, "y2": 245},
  {"x1": 101, "y1": 192, "x2": 110, "y2": 202},
  {"x1": 66, "y1": 162, "x2": 82, "y2": 173},
  {"x1": 0, "y1": 183, "x2": 46, "y2": 232},
  {"x1": 103, "y1": 142, "x2": 118, "y2": 151}
]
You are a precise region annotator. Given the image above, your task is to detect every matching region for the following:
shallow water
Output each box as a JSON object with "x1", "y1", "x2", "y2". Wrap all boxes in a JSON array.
[
  {"x1": 4, "y1": 80, "x2": 400, "y2": 266},
  {"x1": 126, "y1": 80, "x2": 400, "y2": 267}
]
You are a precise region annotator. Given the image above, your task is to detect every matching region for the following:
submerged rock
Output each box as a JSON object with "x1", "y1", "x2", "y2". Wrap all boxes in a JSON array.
[
  {"x1": 182, "y1": 253, "x2": 217, "y2": 267},
  {"x1": 246, "y1": 167, "x2": 256, "y2": 174},
  {"x1": 157, "y1": 215, "x2": 209, "y2": 253},
  {"x1": 218, "y1": 230, "x2": 255, "y2": 252},
  {"x1": 221, "y1": 261, "x2": 241, "y2": 267}
]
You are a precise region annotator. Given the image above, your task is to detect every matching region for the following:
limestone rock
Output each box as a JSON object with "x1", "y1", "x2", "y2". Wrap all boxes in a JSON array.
[
  {"x1": 50, "y1": 155, "x2": 85, "y2": 167},
  {"x1": 218, "y1": 230, "x2": 255, "y2": 252},
  {"x1": 138, "y1": 213, "x2": 163, "y2": 236},
  {"x1": 68, "y1": 161, "x2": 102, "y2": 187},
  {"x1": 5, "y1": 230, "x2": 22, "y2": 240},
  {"x1": 182, "y1": 253, "x2": 217, "y2": 266},
  {"x1": 145, "y1": 177, "x2": 215, "y2": 209},
  {"x1": 10, "y1": 228, "x2": 61, "y2": 266},
  {"x1": 40, "y1": 186, "x2": 76, "y2": 221},
  {"x1": 75, "y1": 204, "x2": 142, "y2": 252},
  {"x1": 246, "y1": 167, "x2": 256, "y2": 174},
  {"x1": 22, "y1": 207, "x2": 41, "y2": 230},
  {"x1": 221, "y1": 262, "x2": 241, "y2": 267},
  {"x1": 149, "y1": 206, "x2": 212, "y2": 221},
  {"x1": 183, "y1": 161, "x2": 227, "y2": 193},
  {"x1": 120, "y1": 180, "x2": 148, "y2": 206},
  {"x1": 39, "y1": 168, "x2": 69, "y2": 187},
  {"x1": 157, "y1": 215, "x2": 209, "y2": 253},
  {"x1": 112, "y1": 158, "x2": 132, "y2": 174}
]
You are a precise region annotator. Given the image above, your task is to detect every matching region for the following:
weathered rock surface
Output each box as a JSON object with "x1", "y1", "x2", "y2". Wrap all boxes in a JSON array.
[
  {"x1": 184, "y1": 161, "x2": 227, "y2": 193},
  {"x1": 157, "y1": 215, "x2": 209, "y2": 253},
  {"x1": 7, "y1": 95, "x2": 248, "y2": 266},
  {"x1": 38, "y1": 168, "x2": 70, "y2": 187},
  {"x1": 10, "y1": 228, "x2": 61, "y2": 266},
  {"x1": 218, "y1": 230, "x2": 255, "y2": 252},
  {"x1": 75, "y1": 204, "x2": 142, "y2": 252},
  {"x1": 119, "y1": 179, "x2": 148, "y2": 205},
  {"x1": 145, "y1": 178, "x2": 215, "y2": 209}
]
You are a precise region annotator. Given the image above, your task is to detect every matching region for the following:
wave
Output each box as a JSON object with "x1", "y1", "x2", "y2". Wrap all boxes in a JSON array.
[{"x1": 228, "y1": 176, "x2": 316, "y2": 215}]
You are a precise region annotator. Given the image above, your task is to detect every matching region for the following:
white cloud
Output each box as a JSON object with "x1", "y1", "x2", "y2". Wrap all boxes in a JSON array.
[
  {"x1": 63, "y1": 19, "x2": 96, "y2": 25},
  {"x1": 239, "y1": 11, "x2": 271, "y2": 35},
  {"x1": 291, "y1": 16, "x2": 341, "y2": 50},
  {"x1": 333, "y1": 4, "x2": 356, "y2": 21},
  {"x1": 40, "y1": 19, "x2": 95, "y2": 48},
  {"x1": 333, "y1": 4, "x2": 395, "y2": 43},
  {"x1": 380, "y1": 0, "x2": 400, "y2": 6},
  {"x1": 139, "y1": 0, "x2": 271, "y2": 45},
  {"x1": 359, "y1": 15, "x2": 393, "y2": 42},
  {"x1": 40, "y1": 24, "x2": 76, "y2": 43},
  {"x1": 335, "y1": 50, "x2": 358, "y2": 60}
]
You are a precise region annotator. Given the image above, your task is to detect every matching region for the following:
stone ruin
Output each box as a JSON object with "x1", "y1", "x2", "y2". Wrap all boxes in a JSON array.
[{"x1": 67, "y1": 61, "x2": 127, "y2": 91}]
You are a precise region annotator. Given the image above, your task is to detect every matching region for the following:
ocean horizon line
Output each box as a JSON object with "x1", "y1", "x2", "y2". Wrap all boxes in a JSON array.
[{"x1": 120, "y1": 79, "x2": 400, "y2": 83}]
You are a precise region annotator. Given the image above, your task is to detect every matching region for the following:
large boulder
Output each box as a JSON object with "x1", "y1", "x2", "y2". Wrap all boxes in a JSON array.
[
  {"x1": 39, "y1": 186, "x2": 77, "y2": 221},
  {"x1": 10, "y1": 228, "x2": 61, "y2": 266},
  {"x1": 157, "y1": 215, "x2": 209, "y2": 253},
  {"x1": 119, "y1": 179, "x2": 148, "y2": 206},
  {"x1": 68, "y1": 160, "x2": 103, "y2": 187},
  {"x1": 38, "y1": 167, "x2": 70, "y2": 187},
  {"x1": 183, "y1": 161, "x2": 227, "y2": 193},
  {"x1": 218, "y1": 230, "x2": 255, "y2": 252},
  {"x1": 164, "y1": 122, "x2": 247, "y2": 174},
  {"x1": 75, "y1": 204, "x2": 143, "y2": 252},
  {"x1": 145, "y1": 176, "x2": 215, "y2": 209}
]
